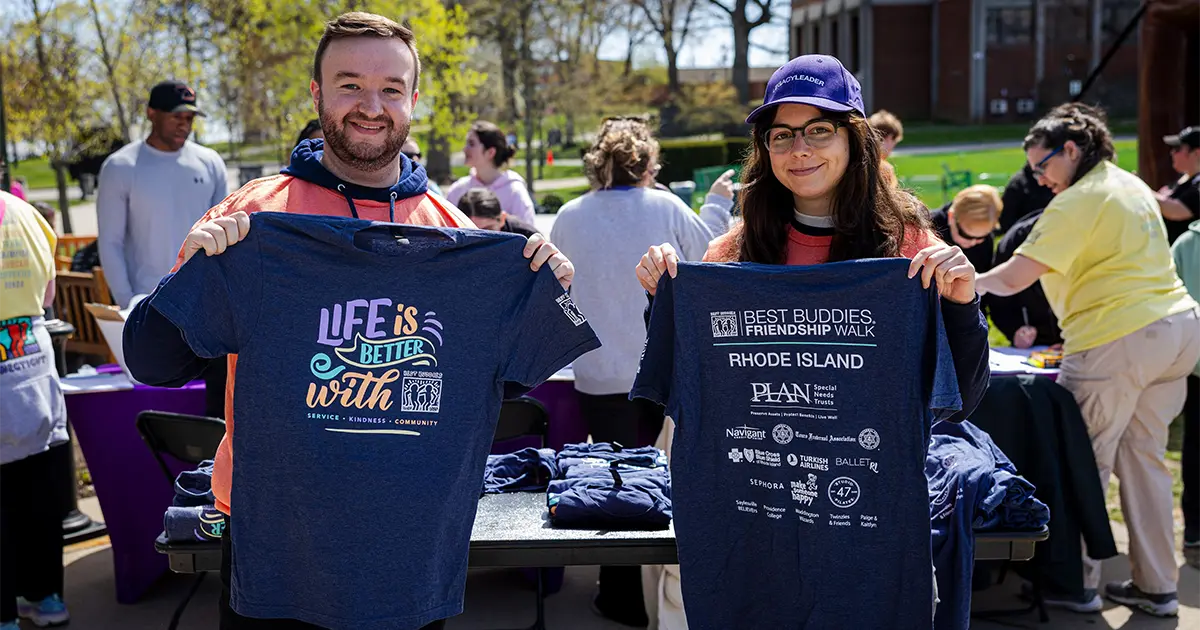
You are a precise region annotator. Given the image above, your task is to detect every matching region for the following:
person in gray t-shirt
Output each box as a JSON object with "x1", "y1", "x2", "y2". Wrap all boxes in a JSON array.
[{"x1": 97, "y1": 80, "x2": 228, "y2": 307}]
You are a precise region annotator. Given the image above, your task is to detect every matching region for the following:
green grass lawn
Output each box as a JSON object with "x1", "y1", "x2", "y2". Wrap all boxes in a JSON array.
[
  {"x1": 894, "y1": 139, "x2": 1139, "y2": 209},
  {"x1": 8, "y1": 157, "x2": 59, "y2": 190},
  {"x1": 534, "y1": 185, "x2": 591, "y2": 209},
  {"x1": 453, "y1": 163, "x2": 583, "y2": 182},
  {"x1": 900, "y1": 119, "x2": 1137, "y2": 147}
]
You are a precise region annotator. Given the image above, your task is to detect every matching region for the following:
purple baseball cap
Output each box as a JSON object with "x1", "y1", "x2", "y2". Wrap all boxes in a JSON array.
[{"x1": 746, "y1": 55, "x2": 865, "y2": 124}]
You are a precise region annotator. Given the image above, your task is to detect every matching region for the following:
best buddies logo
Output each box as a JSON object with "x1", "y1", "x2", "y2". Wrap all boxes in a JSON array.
[{"x1": 306, "y1": 299, "x2": 446, "y2": 433}]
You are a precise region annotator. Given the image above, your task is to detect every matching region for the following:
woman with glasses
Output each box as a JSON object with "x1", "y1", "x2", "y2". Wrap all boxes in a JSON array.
[
  {"x1": 635, "y1": 54, "x2": 988, "y2": 421},
  {"x1": 977, "y1": 102, "x2": 1199, "y2": 617},
  {"x1": 632, "y1": 56, "x2": 989, "y2": 627},
  {"x1": 548, "y1": 116, "x2": 733, "y2": 626}
]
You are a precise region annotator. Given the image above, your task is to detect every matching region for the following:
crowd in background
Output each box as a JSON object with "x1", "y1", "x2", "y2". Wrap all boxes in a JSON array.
[{"x1": 1, "y1": 33, "x2": 1197, "y2": 627}]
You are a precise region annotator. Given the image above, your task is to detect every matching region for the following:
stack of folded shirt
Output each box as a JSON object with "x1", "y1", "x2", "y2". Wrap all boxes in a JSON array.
[
  {"x1": 483, "y1": 447, "x2": 559, "y2": 494},
  {"x1": 548, "y1": 442, "x2": 672, "y2": 529},
  {"x1": 164, "y1": 460, "x2": 226, "y2": 543}
]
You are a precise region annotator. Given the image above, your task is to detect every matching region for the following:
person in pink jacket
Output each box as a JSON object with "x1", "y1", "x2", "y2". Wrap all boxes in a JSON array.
[{"x1": 446, "y1": 121, "x2": 536, "y2": 224}]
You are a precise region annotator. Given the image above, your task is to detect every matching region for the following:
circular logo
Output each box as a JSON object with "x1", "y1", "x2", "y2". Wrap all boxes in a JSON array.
[
  {"x1": 787, "y1": 453, "x2": 798, "y2": 466},
  {"x1": 827, "y1": 477, "x2": 861, "y2": 508},
  {"x1": 858, "y1": 428, "x2": 880, "y2": 451},
  {"x1": 772, "y1": 424, "x2": 794, "y2": 445}
]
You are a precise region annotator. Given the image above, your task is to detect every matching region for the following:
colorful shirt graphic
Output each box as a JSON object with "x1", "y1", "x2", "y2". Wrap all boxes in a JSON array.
[
  {"x1": 149, "y1": 212, "x2": 600, "y2": 630},
  {"x1": 633, "y1": 259, "x2": 960, "y2": 629}
]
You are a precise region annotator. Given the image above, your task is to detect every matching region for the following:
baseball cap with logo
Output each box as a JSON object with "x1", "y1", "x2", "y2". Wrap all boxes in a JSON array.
[
  {"x1": 1163, "y1": 126, "x2": 1199, "y2": 150},
  {"x1": 746, "y1": 55, "x2": 865, "y2": 124},
  {"x1": 148, "y1": 80, "x2": 206, "y2": 116}
]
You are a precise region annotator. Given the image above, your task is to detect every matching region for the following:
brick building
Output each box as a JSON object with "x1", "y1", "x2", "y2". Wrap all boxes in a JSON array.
[{"x1": 789, "y1": 0, "x2": 1142, "y2": 123}]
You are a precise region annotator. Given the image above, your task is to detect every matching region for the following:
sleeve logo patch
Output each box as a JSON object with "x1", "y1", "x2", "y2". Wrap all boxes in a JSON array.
[{"x1": 556, "y1": 294, "x2": 587, "y2": 327}]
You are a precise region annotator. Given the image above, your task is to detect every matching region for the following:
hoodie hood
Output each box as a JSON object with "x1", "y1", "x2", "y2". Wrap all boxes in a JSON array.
[
  {"x1": 1190, "y1": 220, "x2": 1200, "y2": 235},
  {"x1": 281, "y1": 138, "x2": 428, "y2": 202}
]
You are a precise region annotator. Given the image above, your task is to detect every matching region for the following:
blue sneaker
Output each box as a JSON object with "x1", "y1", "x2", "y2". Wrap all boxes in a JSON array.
[
  {"x1": 16, "y1": 594, "x2": 70, "y2": 627},
  {"x1": 1, "y1": 621, "x2": 21, "y2": 630}
]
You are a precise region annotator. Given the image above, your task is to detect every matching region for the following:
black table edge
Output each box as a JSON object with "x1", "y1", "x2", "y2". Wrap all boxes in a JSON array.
[{"x1": 155, "y1": 525, "x2": 1050, "y2": 574}]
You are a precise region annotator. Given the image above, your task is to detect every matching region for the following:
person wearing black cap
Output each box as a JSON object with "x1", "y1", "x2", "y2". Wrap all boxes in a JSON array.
[
  {"x1": 96, "y1": 80, "x2": 228, "y2": 307},
  {"x1": 1156, "y1": 125, "x2": 1200, "y2": 244}
]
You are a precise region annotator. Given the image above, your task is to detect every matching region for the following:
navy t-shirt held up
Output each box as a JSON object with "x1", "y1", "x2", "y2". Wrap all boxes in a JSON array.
[
  {"x1": 148, "y1": 212, "x2": 601, "y2": 630},
  {"x1": 633, "y1": 259, "x2": 960, "y2": 630}
]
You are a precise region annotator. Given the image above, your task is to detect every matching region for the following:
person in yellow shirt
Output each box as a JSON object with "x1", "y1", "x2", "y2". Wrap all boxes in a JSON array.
[
  {"x1": 977, "y1": 103, "x2": 1200, "y2": 618},
  {"x1": 0, "y1": 190, "x2": 71, "y2": 629}
]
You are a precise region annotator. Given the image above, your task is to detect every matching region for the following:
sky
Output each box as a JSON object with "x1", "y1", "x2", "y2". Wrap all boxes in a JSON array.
[{"x1": 600, "y1": 6, "x2": 791, "y2": 70}]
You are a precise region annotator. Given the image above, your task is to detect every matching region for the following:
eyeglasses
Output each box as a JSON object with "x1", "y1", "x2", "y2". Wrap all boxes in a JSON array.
[
  {"x1": 764, "y1": 119, "x2": 846, "y2": 154},
  {"x1": 1031, "y1": 146, "x2": 1063, "y2": 177},
  {"x1": 405, "y1": 152, "x2": 421, "y2": 160}
]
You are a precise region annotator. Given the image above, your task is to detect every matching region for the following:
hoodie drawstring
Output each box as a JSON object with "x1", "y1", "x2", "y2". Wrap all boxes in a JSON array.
[{"x1": 337, "y1": 185, "x2": 397, "y2": 224}]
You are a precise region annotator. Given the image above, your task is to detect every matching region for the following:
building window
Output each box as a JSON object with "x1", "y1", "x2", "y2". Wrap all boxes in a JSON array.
[
  {"x1": 831, "y1": 18, "x2": 840, "y2": 59},
  {"x1": 849, "y1": 12, "x2": 860, "y2": 73},
  {"x1": 990, "y1": 98, "x2": 1009, "y2": 116},
  {"x1": 986, "y1": 7, "x2": 1033, "y2": 46},
  {"x1": 1048, "y1": 0, "x2": 1089, "y2": 44},
  {"x1": 1101, "y1": 0, "x2": 1140, "y2": 44}
]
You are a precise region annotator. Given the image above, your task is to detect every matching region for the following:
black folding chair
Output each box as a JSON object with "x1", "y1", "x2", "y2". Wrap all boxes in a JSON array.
[
  {"x1": 492, "y1": 397, "x2": 551, "y2": 630},
  {"x1": 495, "y1": 396, "x2": 549, "y2": 448},
  {"x1": 135, "y1": 411, "x2": 225, "y2": 630}
]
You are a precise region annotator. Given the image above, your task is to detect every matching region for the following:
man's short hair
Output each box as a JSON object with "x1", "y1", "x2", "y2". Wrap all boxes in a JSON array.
[
  {"x1": 312, "y1": 12, "x2": 421, "y2": 93},
  {"x1": 869, "y1": 110, "x2": 904, "y2": 142}
]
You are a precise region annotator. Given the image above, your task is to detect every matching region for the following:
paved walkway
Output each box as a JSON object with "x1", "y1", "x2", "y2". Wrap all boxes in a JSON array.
[{"x1": 62, "y1": 496, "x2": 1197, "y2": 629}]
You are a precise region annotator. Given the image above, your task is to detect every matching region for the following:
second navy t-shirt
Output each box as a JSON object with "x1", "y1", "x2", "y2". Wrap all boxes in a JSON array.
[{"x1": 633, "y1": 259, "x2": 960, "y2": 629}]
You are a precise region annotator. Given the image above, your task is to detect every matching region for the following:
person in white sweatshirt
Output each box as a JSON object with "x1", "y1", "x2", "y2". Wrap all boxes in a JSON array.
[
  {"x1": 445, "y1": 120, "x2": 536, "y2": 224},
  {"x1": 548, "y1": 115, "x2": 733, "y2": 627}
]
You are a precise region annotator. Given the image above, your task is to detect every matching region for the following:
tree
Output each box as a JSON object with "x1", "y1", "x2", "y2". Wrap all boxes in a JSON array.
[
  {"x1": 8, "y1": 0, "x2": 108, "y2": 231},
  {"x1": 707, "y1": 0, "x2": 779, "y2": 105},
  {"x1": 407, "y1": 0, "x2": 485, "y2": 184},
  {"x1": 631, "y1": 0, "x2": 701, "y2": 99},
  {"x1": 539, "y1": 0, "x2": 621, "y2": 145}
]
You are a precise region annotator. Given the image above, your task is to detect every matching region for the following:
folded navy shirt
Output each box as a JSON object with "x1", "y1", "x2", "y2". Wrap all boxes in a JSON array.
[
  {"x1": 556, "y1": 442, "x2": 667, "y2": 479},
  {"x1": 548, "y1": 475, "x2": 672, "y2": 529},
  {"x1": 172, "y1": 459, "x2": 215, "y2": 507},
  {"x1": 928, "y1": 420, "x2": 1048, "y2": 630},
  {"x1": 164, "y1": 505, "x2": 227, "y2": 543},
  {"x1": 483, "y1": 448, "x2": 558, "y2": 494}
]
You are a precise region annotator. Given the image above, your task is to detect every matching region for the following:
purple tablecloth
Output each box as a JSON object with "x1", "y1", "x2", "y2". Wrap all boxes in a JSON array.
[{"x1": 65, "y1": 377, "x2": 206, "y2": 604}]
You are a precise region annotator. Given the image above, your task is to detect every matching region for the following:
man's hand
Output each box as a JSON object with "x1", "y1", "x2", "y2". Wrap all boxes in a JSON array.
[
  {"x1": 181, "y1": 211, "x2": 251, "y2": 264},
  {"x1": 709, "y1": 169, "x2": 737, "y2": 200},
  {"x1": 524, "y1": 233, "x2": 574, "y2": 290}
]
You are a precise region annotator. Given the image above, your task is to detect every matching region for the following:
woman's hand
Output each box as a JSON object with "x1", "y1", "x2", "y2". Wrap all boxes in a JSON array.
[
  {"x1": 709, "y1": 169, "x2": 737, "y2": 200},
  {"x1": 181, "y1": 211, "x2": 251, "y2": 264},
  {"x1": 1012, "y1": 325, "x2": 1038, "y2": 349},
  {"x1": 635, "y1": 243, "x2": 680, "y2": 296},
  {"x1": 524, "y1": 233, "x2": 574, "y2": 290},
  {"x1": 907, "y1": 243, "x2": 976, "y2": 304}
]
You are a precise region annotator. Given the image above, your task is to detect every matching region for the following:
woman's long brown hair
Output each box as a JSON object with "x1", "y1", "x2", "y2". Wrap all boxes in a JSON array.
[{"x1": 735, "y1": 108, "x2": 930, "y2": 264}]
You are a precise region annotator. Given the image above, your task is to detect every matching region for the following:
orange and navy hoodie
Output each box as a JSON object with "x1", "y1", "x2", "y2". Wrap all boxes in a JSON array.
[{"x1": 123, "y1": 140, "x2": 474, "y2": 514}]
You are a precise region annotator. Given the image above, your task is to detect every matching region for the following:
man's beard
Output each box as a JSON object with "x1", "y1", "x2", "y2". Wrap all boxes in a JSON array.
[{"x1": 318, "y1": 99, "x2": 409, "y2": 174}]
